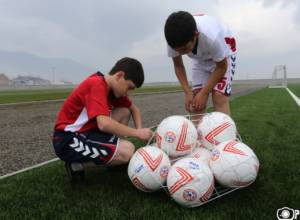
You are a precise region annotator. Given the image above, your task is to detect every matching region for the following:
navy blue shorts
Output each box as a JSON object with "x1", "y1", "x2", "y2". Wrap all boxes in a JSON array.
[{"x1": 53, "y1": 129, "x2": 119, "y2": 165}]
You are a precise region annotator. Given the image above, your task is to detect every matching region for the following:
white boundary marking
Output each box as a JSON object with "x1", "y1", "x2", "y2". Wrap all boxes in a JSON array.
[
  {"x1": 286, "y1": 88, "x2": 300, "y2": 107},
  {"x1": 0, "y1": 158, "x2": 59, "y2": 180}
]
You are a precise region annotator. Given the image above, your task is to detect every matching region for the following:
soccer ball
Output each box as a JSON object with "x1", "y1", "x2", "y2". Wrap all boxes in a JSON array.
[
  {"x1": 167, "y1": 157, "x2": 214, "y2": 208},
  {"x1": 156, "y1": 115, "x2": 197, "y2": 157},
  {"x1": 187, "y1": 146, "x2": 212, "y2": 165},
  {"x1": 128, "y1": 146, "x2": 171, "y2": 192},
  {"x1": 197, "y1": 112, "x2": 237, "y2": 150},
  {"x1": 209, "y1": 140, "x2": 260, "y2": 188}
]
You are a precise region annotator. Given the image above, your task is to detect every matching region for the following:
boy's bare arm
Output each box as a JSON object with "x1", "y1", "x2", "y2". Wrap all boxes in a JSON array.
[
  {"x1": 172, "y1": 56, "x2": 194, "y2": 112},
  {"x1": 96, "y1": 115, "x2": 152, "y2": 141},
  {"x1": 172, "y1": 56, "x2": 191, "y2": 95},
  {"x1": 129, "y1": 103, "x2": 142, "y2": 129}
]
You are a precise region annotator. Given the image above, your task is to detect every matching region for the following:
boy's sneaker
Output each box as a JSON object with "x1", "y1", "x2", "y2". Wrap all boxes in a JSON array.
[{"x1": 65, "y1": 162, "x2": 85, "y2": 184}]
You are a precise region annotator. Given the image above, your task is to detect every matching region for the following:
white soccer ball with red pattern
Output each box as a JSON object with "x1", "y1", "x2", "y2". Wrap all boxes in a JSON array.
[
  {"x1": 187, "y1": 146, "x2": 212, "y2": 165},
  {"x1": 209, "y1": 140, "x2": 259, "y2": 188},
  {"x1": 128, "y1": 146, "x2": 171, "y2": 192},
  {"x1": 156, "y1": 115, "x2": 197, "y2": 157},
  {"x1": 197, "y1": 112, "x2": 237, "y2": 150},
  {"x1": 167, "y1": 157, "x2": 214, "y2": 208}
]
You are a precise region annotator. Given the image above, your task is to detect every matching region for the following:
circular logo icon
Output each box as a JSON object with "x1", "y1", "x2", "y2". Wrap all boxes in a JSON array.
[
  {"x1": 183, "y1": 189, "x2": 197, "y2": 201},
  {"x1": 211, "y1": 149, "x2": 220, "y2": 161},
  {"x1": 164, "y1": 131, "x2": 176, "y2": 143},
  {"x1": 160, "y1": 166, "x2": 169, "y2": 178}
]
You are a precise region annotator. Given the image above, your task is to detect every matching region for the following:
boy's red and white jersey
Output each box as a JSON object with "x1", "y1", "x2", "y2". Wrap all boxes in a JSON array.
[
  {"x1": 167, "y1": 14, "x2": 236, "y2": 63},
  {"x1": 54, "y1": 73, "x2": 132, "y2": 133}
]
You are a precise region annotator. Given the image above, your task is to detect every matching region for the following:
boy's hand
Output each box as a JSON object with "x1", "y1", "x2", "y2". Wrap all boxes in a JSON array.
[
  {"x1": 136, "y1": 128, "x2": 153, "y2": 141},
  {"x1": 193, "y1": 91, "x2": 209, "y2": 111}
]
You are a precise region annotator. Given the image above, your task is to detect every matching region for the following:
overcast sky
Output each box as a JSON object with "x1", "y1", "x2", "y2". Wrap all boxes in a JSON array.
[{"x1": 0, "y1": 0, "x2": 299, "y2": 83}]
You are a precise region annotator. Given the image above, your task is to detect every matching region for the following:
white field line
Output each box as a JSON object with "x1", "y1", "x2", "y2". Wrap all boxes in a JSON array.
[
  {"x1": 286, "y1": 88, "x2": 300, "y2": 107},
  {"x1": 0, "y1": 158, "x2": 59, "y2": 180}
]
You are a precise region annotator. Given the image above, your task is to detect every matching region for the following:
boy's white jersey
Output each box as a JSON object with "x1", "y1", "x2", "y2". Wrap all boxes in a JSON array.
[{"x1": 167, "y1": 14, "x2": 236, "y2": 65}]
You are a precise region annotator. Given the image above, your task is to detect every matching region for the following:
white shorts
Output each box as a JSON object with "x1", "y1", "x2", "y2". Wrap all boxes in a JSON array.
[{"x1": 191, "y1": 54, "x2": 237, "y2": 96}]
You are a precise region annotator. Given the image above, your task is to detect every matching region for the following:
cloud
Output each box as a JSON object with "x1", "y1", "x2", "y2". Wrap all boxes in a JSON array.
[
  {"x1": 214, "y1": 0, "x2": 300, "y2": 56},
  {"x1": 0, "y1": 0, "x2": 299, "y2": 81},
  {"x1": 0, "y1": 9, "x2": 102, "y2": 67},
  {"x1": 124, "y1": 31, "x2": 175, "y2": 82}
]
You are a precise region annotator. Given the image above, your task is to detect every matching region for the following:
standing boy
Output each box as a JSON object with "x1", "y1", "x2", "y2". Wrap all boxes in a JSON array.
[
  {"x1": 53, "y1": 57, "x2": 153, "y2": 183},
  {"x1": 164, "y1": 11, "x2": 237, "y2": 115}
]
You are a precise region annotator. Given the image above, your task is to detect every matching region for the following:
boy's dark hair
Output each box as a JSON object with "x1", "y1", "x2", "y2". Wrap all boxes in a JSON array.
[
  {"x1": 109, "y1": 57, "x2": 144, "y2": 88},
  {"x1": 164, "y1": 11, "x2": 197, "y2": 48}
]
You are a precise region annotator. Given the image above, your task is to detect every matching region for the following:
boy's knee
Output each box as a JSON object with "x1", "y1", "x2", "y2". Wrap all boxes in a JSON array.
[
  {"x1": 120, "y1": 107, "x2": 130, "y2": 116},
  {"x1": 118, "y1": 140, "x2": 135, "y2": 163},
  {"x1": 124, "y1": 141, "x2": 135, "y2": 161},
  {"x1": 123, "y1": 107, "x2": 131, "y2": 119},
  {"x1": 213, "y1": 92, "x2": 229, "y2": 105},
  {"x1": 112, "y1": 107, "x2": 131, "y2": 125}
]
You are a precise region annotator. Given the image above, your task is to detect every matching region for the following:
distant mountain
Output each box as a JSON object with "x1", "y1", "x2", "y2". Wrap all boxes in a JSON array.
[{"x1": 0, "y1": 50, "x2": 94, "y2": 83}]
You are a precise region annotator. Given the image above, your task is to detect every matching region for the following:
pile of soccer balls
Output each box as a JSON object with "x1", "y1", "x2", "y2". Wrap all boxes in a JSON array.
[{"x1": 127, "y1": 112, "x2": 260, "y2": 208}]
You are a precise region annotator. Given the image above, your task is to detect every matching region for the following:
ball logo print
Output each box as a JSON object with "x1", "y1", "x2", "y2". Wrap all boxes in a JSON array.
[
  {"x1": 165, "y1": 131, "x2": 176, "y2": 143},
  {"x1": 183, "y1": 189, "x2": 197, "y2": 202},
  {"x1": 160, "y1": 166, "x2": 169, "y2": 178},
  {"x1": 188, "y1": 161, "x2": 200, "y2": 170},
  {"x1": 211, "y1": 149, "x2": 220, "y2": 161},
  {"x1": 134, "y1": 164, "x2": 144, "y2": 174}
]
